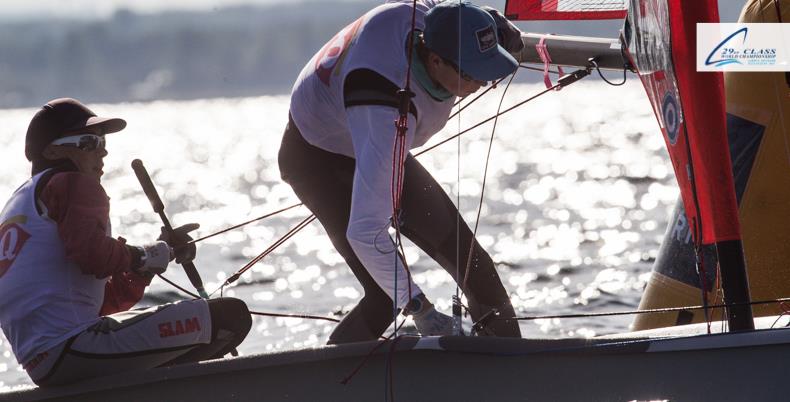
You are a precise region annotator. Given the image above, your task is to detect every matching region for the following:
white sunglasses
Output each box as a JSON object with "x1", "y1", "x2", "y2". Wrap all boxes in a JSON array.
[{"x1": 50, "y1": 134, "x2": 106, "y2": 151}]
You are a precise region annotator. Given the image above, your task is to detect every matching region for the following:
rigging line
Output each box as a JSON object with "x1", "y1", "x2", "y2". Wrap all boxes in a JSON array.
[
  {"x1": 697, "y1": 250, "x2": 713, "y2": 333},
  {"x1": 451, "y1": 60, "x2": 570, "y2": 119},
  {"x1": 663, "y1": 20, "x2": 709, "y2": 327},
  {"x1": 519, "y1": 64, "x2": 563, "y2": 75},
  {"x1": 402, "y1": 0, "x2": 419, "y2": 94},
  {"x1": 209, "y1": 215, "x2": 316, "y2": 296},
  {"x1": 388, "y1": 0, "x2": 420, "y2": 336},
  {"x1": 713, "y1": 264, "x2": 727, "y2": 326},
  {"x1": 385, "y1": 336, "x2": 403, "y2": 402},
  {"x1": 236, "y1": 215, "x2": 315, "y2": 274},
  {"x1": 415, "y1": 82, "x2": 561, "y2": 157},
  {"x1": 157, "y1": 273, "x2": 200, "y2": 299},
  {"x1": 390, "y1": 122, "x2": 411, "y2": 333},
  {"x1": 233, "y1": 215, "x2": 315, "y2": 278},
  {"x1": 148, "y1": 279, "x2": 343, "y2": 323},
  {"x1": 340, "y1": 334, "x2": 403, "y2": 386},
  {"x1": 390, "y1": 121, "x2": 408, "y2": 337},
  {"x1": 159, "y1": 72, "x2": 585, "y2": 306},
  {"x1": 341, "y1": 321, "x2": 406, "y2": 387},
  {"x1": 771, "y1": 302, "x2": 790, "y2": 328},
  {"x1": 453, "y1": 0, "x2": 464, "y2": 337},
  {"x1": 157, "y1": 273, "x2": 344, "y2": 323},
  {"x1": 190, "y1": 83, "x2": 571, "y2": 300},
  {"x1": 461, "y1": 71, "x2": 517, "y2": 295},
  {"x1": 492, "y1": 296, "x2": 790, "y2": 322},
  {"x1": 158, "y1": 71, "x2": 584, "y2": 313},
  {"x1": 385, "y1": 318, "x2": 407, "y2": 343},
  {"x1": 590, "y1": 58, "x2": 627, "y2": 86},
  {"x1": 187, "y1": 203, "x2": 303, "y2": 245},
  {"x1": 449, "y1": 76, "x2": 508, "y2": 119},
  {"x1": 155, "y1": 275, "x2": 352, "y2": 324},
  {"x1": 249, "y1": 310, "x2": 340, "y2": 323}
]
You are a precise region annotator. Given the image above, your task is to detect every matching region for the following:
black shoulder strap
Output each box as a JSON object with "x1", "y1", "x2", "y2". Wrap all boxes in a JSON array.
[{"x1": 344, "y1": 69, "x2": 418, "y2": 120}]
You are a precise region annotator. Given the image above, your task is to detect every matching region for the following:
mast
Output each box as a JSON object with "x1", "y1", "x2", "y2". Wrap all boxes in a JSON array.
[
  {"x1": 661, "y1": 0, "x2": 754, "y2": 331},
  {"x1": 717, "y1": 240, "x2": 754, "y2": 330}
]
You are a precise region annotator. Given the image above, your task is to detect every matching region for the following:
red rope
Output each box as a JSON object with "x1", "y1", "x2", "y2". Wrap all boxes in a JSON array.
[
  {"x1": 339, "y1": 322, "x2": 407, "y2": 385},
  {"x1": 386, "y1": 336, "x2": 403, "y2": 402},
  {"x1": 250, "y1": 310, "x2": 339, "y2": 323},
  {"x1": 188, "y1": 203, "x2": 303, "y2": 245},
  {"x1": 389, "y1": 0, "x2": 420, "y2": 316},
  {"x1": 212, "y1": 215, "x2": 316, "y2": 295}
]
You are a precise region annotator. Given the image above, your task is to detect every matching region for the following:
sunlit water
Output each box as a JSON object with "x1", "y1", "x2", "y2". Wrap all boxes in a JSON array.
[{"x1": 0, "y1": 80, "x2": 676, "y2": 389}]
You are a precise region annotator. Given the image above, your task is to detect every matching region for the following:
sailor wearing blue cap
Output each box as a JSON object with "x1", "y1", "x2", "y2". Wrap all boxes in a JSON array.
[
  {"x1": 281, "y1": 0, "x2": 524, "y2": 343},
  {"x1": 424, "y1": 1, "x2": 521, "y2": 85}
]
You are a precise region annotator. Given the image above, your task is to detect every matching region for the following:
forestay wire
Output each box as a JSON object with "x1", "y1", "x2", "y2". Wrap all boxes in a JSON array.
[
  {"x1": 492, "y1": 296, "x2": 790, "y2": 324},
  {"x1": 460, "y1": 68, "x2": 518, "y2": 303}
]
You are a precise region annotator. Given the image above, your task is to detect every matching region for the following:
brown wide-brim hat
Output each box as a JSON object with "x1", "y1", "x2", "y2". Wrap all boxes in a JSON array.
[{"x1": 25, "y1": 98, "x2": 127, "y2": 161}]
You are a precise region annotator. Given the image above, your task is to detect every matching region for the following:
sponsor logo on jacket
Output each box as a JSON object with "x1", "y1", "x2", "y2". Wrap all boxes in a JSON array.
[
  {"x1": 314, "y1": 15, "x2": 365, "y2": 86},
  {"x1": 0, "y1": 216, "x2": 31, "y2": 278}
]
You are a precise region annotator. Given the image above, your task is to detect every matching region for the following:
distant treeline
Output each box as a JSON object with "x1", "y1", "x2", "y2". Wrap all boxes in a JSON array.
[
  {"x1": 2, "y1": 0, "x2": 740, "y2": 109},
  {"x1": 0, "y1": 1, "x2": 380, "y2": 108}
]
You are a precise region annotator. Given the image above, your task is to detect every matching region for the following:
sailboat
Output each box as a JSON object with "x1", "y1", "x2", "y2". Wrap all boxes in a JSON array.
[{"x1": 2, "y1": 0, "x2": 789, "y2": 401}]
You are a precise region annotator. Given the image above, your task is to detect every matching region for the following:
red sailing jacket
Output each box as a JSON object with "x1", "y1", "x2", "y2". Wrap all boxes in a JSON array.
[{"x1": 39, "y1": 172, "x2": 150, "y2": 316}]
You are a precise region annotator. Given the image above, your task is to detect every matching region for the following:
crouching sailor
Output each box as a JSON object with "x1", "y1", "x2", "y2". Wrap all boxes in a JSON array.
[
  {"x1": 0, "y1": 98, "x2": 252, "y2": 386},
  {"x1": 280, "y1": 0, "x2": 524, "y2": 343}
]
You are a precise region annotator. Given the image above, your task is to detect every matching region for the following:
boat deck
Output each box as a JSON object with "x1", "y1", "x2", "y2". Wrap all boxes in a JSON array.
[{"x1": 2, "y1": 318, "x2": 789, "y2": 401}]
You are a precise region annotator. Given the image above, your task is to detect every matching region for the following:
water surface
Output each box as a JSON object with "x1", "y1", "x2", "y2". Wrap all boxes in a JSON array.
[{"x1": 0, "y1": 81, "x2": 676, "y2": 389}]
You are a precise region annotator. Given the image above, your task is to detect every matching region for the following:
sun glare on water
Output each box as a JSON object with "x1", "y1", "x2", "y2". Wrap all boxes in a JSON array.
[{"x1": 0, "y1": 81, "x2": 671, "y2": 388}]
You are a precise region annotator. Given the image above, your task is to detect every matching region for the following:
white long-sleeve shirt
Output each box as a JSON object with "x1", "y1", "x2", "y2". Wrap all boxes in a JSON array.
[{"x1": 289, "y1": 1, "x2": 454, "y2": 307}]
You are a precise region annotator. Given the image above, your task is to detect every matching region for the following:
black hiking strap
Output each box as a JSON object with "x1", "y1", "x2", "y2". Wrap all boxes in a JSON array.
[{"x1": 344, "y1": 69, "x2": 419, "y2": 120}]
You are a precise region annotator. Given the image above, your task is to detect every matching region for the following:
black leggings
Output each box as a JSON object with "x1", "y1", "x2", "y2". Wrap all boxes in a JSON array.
[{"x1": 278, "y1": 116, "x2": 520, "y2": 343}]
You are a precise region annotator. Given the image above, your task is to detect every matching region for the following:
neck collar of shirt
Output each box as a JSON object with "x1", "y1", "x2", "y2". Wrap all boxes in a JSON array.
[{"x1": 411, "y1": 35, "x2": 453, "y2": 102}]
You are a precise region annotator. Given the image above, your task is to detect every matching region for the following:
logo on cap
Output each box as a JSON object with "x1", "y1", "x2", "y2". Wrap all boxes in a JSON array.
[{"x1": 475, "y1": 25, "x2": 497, "y2": 53}]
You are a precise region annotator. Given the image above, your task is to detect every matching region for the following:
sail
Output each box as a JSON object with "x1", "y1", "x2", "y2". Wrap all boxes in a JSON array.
[
  {"x1": 504, "y1": 0, "x2": 628, "y2": 20},
  {"x1": 634, "y1": 0, "x2": 788, "y2": 331},
  {"x1": 623, "y1": 0, "x2": 741, "y2": 246},
  {"x1": 625, "y1": 0, "x2": 753, "y2": 330}
]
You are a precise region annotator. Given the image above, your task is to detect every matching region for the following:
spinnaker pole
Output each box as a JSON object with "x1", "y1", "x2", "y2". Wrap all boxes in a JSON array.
[{"x1": 515, "y1": 33, "x2": 627, "y2": 70}]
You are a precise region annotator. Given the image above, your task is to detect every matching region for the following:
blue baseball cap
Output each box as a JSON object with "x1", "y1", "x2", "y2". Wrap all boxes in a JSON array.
[{"x1": 423, "y1": 2, "x2": 518, "y2": 82}]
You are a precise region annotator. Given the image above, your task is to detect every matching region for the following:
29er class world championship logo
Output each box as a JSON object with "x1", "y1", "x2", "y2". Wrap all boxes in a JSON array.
[{"x1": 697, "y1": 23, "x2": 790, "y2": 72}]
